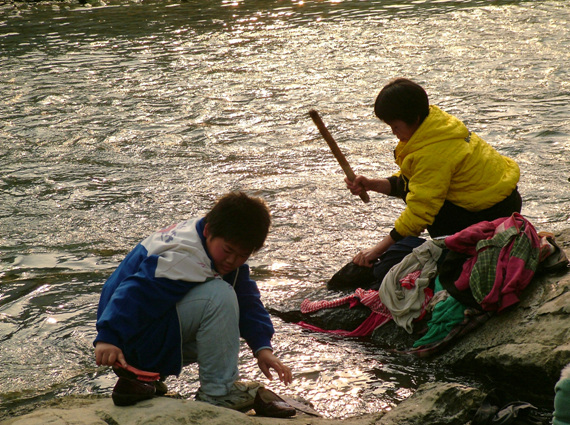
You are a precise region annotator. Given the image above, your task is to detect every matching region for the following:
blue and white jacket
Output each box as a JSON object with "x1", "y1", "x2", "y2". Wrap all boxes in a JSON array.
[{"x1": 94, "y1": 217, "x2": 274, "y2": 376}]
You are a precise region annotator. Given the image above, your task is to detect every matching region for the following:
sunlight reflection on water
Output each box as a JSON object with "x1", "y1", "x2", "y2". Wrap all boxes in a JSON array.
[{"x1": 0, "y1": 0, "x2": 568, "y2": 419}]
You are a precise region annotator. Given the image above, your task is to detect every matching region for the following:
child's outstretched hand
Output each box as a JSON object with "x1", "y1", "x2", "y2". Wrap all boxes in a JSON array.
[
  {"x1": 95, "y1": 341, "x2": 128, "y2": 368},
  {"x1": 256, "y1": 348, "x2": 293, "y2": 385}
]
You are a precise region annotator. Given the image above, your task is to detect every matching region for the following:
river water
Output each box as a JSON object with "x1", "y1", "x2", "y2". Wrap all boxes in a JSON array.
[{"x1": 0, "y1": 0, "x2": 568, "y2": 420}]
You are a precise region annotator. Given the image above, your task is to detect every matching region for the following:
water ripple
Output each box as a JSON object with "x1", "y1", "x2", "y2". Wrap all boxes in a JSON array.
[{"x1": 0, "y1": 0, "x2": 568, "y2": 419}]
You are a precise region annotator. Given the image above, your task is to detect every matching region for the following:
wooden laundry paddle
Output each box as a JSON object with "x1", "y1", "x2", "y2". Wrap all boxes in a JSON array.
[{"x1": 309, "y1": 109, "x2": 370, "y2": 203}]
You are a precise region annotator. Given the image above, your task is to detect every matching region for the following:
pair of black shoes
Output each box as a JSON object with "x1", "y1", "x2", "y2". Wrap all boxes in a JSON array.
[{"x1": 111, "y1": 364, "x2": 167, "y2": 407}]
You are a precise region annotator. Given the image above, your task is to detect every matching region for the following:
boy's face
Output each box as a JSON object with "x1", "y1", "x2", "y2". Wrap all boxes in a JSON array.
[
  {"x1": 386, "y1": 119, "x2": 420, "y2": 142},
  {"x1": 203, "y1": 224, "x2": 251, "y2": 275}
]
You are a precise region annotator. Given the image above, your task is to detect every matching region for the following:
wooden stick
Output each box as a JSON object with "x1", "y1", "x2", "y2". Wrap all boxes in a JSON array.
[{"x1": 309, "y1": 109, "x2": 370, "y2": 203}]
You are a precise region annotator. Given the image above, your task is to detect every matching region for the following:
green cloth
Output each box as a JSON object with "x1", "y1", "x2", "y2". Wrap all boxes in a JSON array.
[
  {"x1": 413, "y1": 277, "x2": 467, "y2": 348},
  {"x1": 554, "y1": 373, "x2": 570, "y2": 425}
]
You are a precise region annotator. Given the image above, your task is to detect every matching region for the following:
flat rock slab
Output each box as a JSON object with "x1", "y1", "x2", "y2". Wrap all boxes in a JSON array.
[
  {"x1": 0, "y1": 395, "x2": 380, "y2": 425},
  {"x1": 0, "y1": 381, "x2": 485, "y2": 425}
]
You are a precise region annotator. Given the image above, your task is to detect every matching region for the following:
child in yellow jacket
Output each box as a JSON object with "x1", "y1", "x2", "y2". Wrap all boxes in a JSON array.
[{"x1": 346, "y1": 78, "x2": 521, "y2": 267}]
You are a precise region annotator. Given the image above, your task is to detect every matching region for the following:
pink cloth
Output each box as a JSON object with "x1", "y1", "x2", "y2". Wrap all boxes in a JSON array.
[
  {"x1": 400, "y1": 269, "x2": 422, "y2": 289},
  {"x1": 300, "y1": 294, "x2": 360, "y2": 314},
  {"x1": 444, "y1": 213, "x2": 541, "y2": 312},
  {"x1": 300, "y1": 288, "x2": 393, "y2": 316},
  {"x1": 298, "y1": 312, "x2": 392, "y2": 337}
]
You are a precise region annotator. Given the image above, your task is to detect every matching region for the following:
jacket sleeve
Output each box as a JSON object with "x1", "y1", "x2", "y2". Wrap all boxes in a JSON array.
[
  {"x1": 95, "y1": 254, "x2": 198, "y2": 349},
  {"x1": 231, "y1": 265, "x2": 274, "y2": 355},
  {"x1": 387, "y1": 174, "x2": 408, "y2": 200},
  {"x1": 394, "y1": 156, "x2": 453, "y2": 237}
]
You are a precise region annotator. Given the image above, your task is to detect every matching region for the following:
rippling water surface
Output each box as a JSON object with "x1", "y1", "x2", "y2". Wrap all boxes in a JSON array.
[{"x1": 0, "y1": 0, "x2": 568, "y2": 419}]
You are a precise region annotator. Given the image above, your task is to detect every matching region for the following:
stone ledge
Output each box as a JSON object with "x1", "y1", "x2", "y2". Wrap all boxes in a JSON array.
[{"x1": 0, "y1": 382, "x2": 485, "y2": 425}]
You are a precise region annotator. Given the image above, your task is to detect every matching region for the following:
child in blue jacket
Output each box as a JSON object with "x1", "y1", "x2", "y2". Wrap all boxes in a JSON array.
[{"x1": 94, "y1": 192, "x2": 292, "y2": 409}]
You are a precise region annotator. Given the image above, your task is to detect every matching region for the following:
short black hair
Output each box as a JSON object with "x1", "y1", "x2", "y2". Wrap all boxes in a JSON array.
[
  {"x1": 374, "y1": 78, "x2": 429, "y2": 126},
  {"x1": 205, "y1": 191, "x2": 271, "y2": 253}
]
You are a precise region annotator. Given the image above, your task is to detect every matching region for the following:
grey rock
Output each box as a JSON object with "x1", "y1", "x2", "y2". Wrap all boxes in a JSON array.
[{"x1": 378, "y1": 382, "x2": 484, "y2": 425}]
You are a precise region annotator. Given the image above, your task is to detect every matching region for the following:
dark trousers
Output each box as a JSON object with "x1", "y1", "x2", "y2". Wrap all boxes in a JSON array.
[{"x1": 426, "y1": 188, "x2": 522, "y2": 238}]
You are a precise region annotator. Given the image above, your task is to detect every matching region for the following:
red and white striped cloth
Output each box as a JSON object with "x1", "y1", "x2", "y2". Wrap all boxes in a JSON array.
[
  {"x1": 301, "y1": 268, "x2": 424, "y2": 315},
  {"x1": 300, "y1": 294, "x2": 359, "y2": 314},
  {"x1": 399, "y1": 269, "x2": 422, "y2": 289},
  {"x1": 301, "y1": 286, "x2": 417, "y2": 316},
  {"x1": 298, "y1": 286, "x2": 434, "y2": 337}
]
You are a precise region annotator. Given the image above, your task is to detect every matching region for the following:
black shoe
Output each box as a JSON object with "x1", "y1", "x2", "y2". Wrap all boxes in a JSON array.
[
  {"x1": 253, "y1": 387, "x2": 296, "y2": 418},
  {"x1": 112, "y1": 377, "x2": 156, "y2": 406},
  {"x1": 154, "y1": 379, "x2": 168, "y2": 396}
]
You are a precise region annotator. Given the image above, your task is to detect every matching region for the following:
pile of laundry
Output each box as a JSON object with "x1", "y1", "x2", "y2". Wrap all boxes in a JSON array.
[{"x1": 298, "y1": 213, "x2": 569, "y2": 356}]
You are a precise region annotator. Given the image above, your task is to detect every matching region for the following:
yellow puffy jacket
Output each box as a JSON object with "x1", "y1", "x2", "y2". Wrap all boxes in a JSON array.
[{"x1": 392, "y1": 105, "x2": 520, "y2": 237}]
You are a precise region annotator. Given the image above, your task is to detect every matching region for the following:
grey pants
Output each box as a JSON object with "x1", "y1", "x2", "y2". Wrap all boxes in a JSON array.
[{"x1": 176, "y1": 279, "x2": 240, "y2": 396}]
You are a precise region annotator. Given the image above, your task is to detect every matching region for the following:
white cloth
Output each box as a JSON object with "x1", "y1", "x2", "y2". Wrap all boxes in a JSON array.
[{"x1": 378, "y1": 241, "x2": 443, "y2": 333}]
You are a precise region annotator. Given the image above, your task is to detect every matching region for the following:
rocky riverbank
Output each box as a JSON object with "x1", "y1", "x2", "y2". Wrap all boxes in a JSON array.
[
  {"x1": 2, "y1": 230, "x2": 568, "y2": 425},
  {"x1": 0, "y1": 381, "x2": 485, "y2": 425}
]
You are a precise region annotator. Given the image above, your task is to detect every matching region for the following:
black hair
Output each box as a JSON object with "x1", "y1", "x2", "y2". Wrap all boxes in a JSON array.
[
  {"x1": 205, "y1": 191, "x2": 271, "y2": 253},
  {"x1": 374, "y1": 78, "x2": 430, "y2": 126}
]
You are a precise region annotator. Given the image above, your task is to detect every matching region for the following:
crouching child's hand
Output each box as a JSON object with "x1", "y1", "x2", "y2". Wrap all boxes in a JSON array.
[
  {"x1": 95, "y1": 341, "x2": 127, "y2": 368},
  {"x1": 256, "y1": 348, "x2": 293, "y2": 385}
]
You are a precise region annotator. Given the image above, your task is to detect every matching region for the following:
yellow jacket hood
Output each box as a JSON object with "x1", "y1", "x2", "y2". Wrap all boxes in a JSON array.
[{"x1": 392, "y1": 105, "x2": 520, "y2": 237}]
